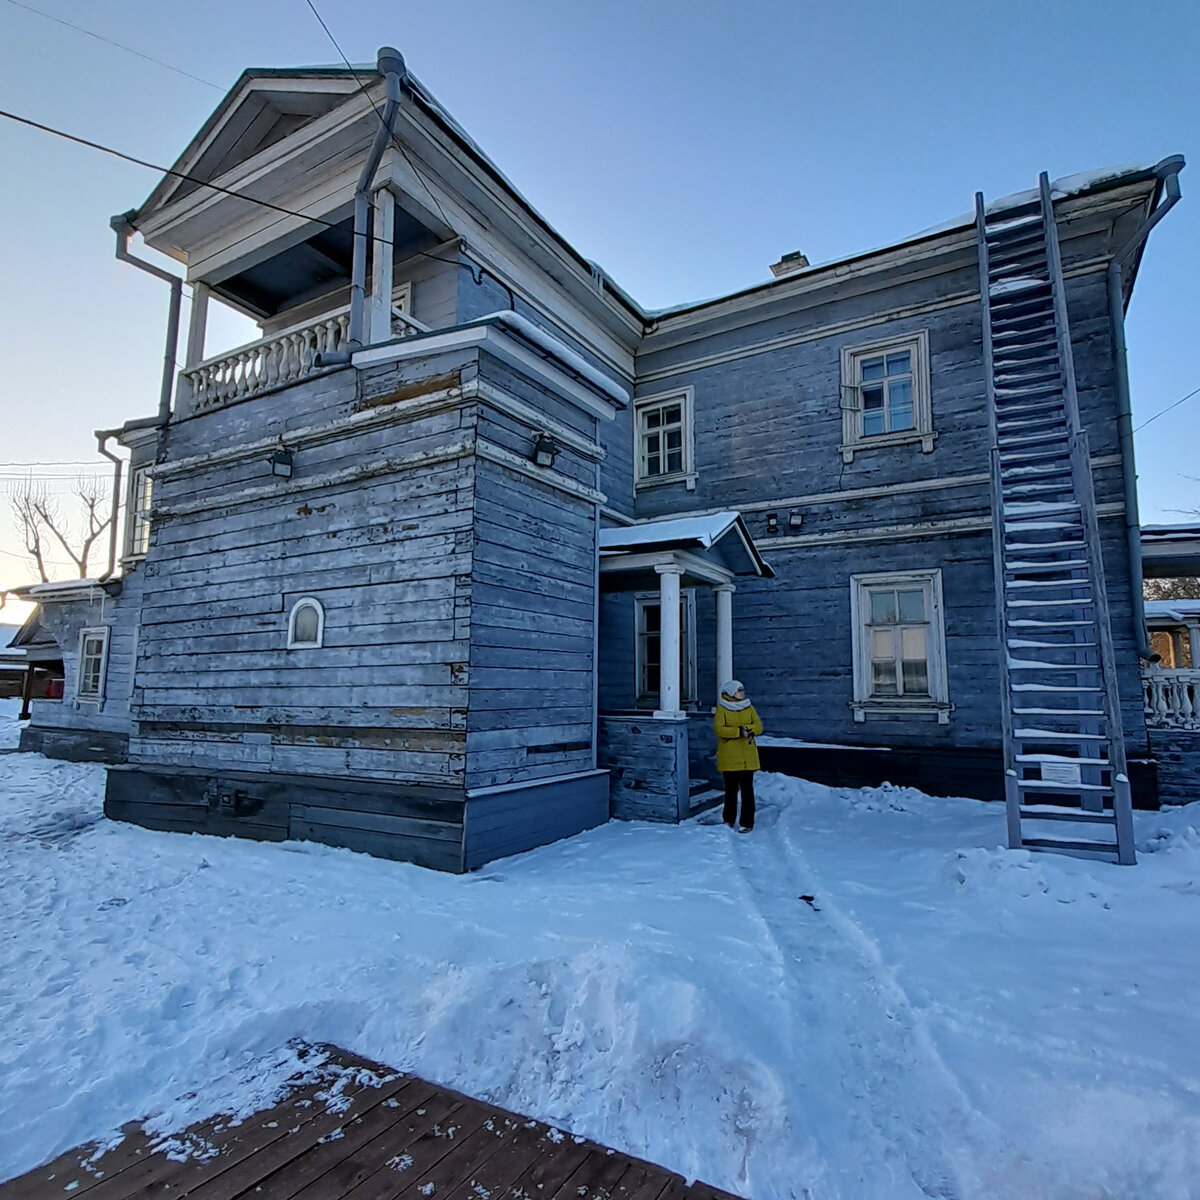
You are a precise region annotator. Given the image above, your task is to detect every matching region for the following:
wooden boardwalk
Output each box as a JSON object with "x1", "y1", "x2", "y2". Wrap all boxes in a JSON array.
[{"x1": 0, "y1": 1047, "x2": 745, "y2": 1200}]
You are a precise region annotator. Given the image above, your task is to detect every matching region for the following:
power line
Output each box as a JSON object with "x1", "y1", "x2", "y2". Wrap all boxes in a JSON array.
[
  {"x1": 2, "y1": 0, "x2": 223, "y2": 90},
  {"x1": 0, "y1": 100, "x2": 500, "y2": 295},
  {"x1": 1134, "y1": 384, "x2": 1200, "y2": 434}
]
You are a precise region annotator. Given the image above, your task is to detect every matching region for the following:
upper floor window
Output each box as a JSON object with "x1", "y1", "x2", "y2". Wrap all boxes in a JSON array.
[
  {"x1": 850, "y1": 569, "x2": 950, "y2": 723},
  {"x1": 287, "y1": 597, "x2": 325, "y2": 649},
  {"x1": 839, "y1": 331, "x2": 934, "y2": 462},
  {"x1": 126, "y1": 465, "x2": 154, "y2": 558},
  {"x1": 634, "y1": 388, "x2": 696, "y2": 490},
  {"x1": 77, "y1": 627, "x2": 110, "y2": 701}
]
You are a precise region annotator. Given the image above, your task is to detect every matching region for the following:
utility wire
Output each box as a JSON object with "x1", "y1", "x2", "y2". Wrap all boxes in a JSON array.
[
  {"x1": 1133, "y1": 384, "x2": 1200, "y2": 434},
  {"x1": 0, "y1": 105, "x2": 460, "y2": 267},
  {"x1": 301, "y1": 0, "x2": 454, "y2": 231},
  {"x1": 2, "y1": 0, "x2": 223, "y2": 90}
]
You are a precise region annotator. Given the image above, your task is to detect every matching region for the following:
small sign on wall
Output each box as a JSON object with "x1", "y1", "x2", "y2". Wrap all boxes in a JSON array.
[{"x1": 1041, "y1": 760, "x2": 1082, "y2": 786}]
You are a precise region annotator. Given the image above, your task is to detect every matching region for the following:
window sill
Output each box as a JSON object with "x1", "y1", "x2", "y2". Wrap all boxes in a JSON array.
[
  {"x1": 840, "y1": 431, "x2": 937, "y2": 464},
  {"x1": 852, "y1": 699, "x2": 952, "y2": 725},
  {"x1": 635, "y1": 472, "x2": 698, "y2": 493}
]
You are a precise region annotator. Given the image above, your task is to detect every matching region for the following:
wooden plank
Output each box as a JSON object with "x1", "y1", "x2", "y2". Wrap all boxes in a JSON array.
[
  {"x1": 248, "y1": 1085, "x2": 463, "y2": 1200},
  {"x1": 176, "y1": 1079, "x2": 435, "y2": 1200}
]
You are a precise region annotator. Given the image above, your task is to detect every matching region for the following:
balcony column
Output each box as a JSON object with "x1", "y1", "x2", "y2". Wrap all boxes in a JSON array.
[
  {"x1": 654, "y1": 563, "x2": 684, "y2": 720},
  {"x1": 1189, "y1": 621, "x2": 1200, "y2": 670},
  {"x1": 369, "y1": 186, "x2": 396, "y2": 345},
  {"x1": 714, "y1": 583, "x2": 735, "y2": 700},
  {"x1": 184, "y1": 281, "x2": 210, "y2": 367}
]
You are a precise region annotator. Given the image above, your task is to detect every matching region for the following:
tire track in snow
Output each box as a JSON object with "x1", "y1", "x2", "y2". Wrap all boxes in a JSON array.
[{"x1": 725, "y1": 795, "x2": 1014, "y2": 1199}]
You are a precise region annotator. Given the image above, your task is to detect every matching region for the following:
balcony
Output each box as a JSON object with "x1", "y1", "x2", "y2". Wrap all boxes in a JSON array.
[
  {"x1": 1143, "y1": 668, "x2": 1200, "y2": 729},
  {"x1": 180, "y1": 305, "x2": 429, "y2": 414}
]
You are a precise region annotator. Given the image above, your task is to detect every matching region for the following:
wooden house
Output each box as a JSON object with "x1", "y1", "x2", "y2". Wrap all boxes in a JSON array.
[{"x1": 12, "y1": 49, "x2": 1196, "y2": 867}]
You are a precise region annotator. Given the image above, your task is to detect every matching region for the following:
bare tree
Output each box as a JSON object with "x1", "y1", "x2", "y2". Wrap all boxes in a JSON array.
[
  {"x1": 1145, "y1": 576, "x2": 1200, "y2": 602},
  {"x1": 7, "y1": 475, "x2": 113, "y2": 582}
]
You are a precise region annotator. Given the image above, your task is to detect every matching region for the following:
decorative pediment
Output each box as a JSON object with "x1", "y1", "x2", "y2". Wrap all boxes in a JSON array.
[{"x1": 139, "y1": 70, "x2": 366, "y2": 218}]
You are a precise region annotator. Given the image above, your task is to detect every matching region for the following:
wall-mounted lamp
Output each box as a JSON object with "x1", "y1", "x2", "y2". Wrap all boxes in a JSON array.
[
  {"x1": 270, "y1": 449, "x2": 294, "y2": 479},
  {"x1": 788, "y1": 511, "x2": 804, "y2": 531},
  {"x1": 765, "y1": 512, "x2": 780, "y2": 536},
  {"x1": 531, "y1": 433, "x2": 559, "y2": 469}
]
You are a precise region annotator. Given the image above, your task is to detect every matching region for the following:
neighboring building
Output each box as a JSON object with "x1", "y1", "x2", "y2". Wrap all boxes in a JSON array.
[{"x1": 7, "y1": 49, "x2": 1196, "y2": 866}]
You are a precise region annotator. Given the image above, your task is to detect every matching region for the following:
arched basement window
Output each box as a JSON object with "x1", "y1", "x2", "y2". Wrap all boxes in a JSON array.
[{"x1": 287, "y1": 597, "x2": 324, "y2": 649}]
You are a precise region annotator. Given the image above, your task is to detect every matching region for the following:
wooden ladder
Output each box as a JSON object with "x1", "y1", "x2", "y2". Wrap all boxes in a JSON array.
[{"x1": 975, "y1": 174, "x2": 1136, "y2": 865}]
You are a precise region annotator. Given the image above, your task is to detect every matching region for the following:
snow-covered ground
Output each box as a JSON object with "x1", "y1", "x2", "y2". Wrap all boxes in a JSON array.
[{"x1": 1, "y1": 695, "x2": 1198, "y2": 1199}]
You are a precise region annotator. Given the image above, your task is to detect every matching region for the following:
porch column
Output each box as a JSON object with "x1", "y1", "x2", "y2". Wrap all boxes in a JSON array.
[
  {"x1": 714, "y1": 583, "x2": 735, "y2": 698},
  {"x1": 1189, "y1": 621, "x2": 1200, "y2": 670},
  {"x1": 654, "y1": 563, "x2": 684, "y2": 719},
  {"x1": 18, "y1": 664, "x2": 35, "y2": 721},
  {"x1": 369, "y1": 186, "x2": 396, "y2": 344},
  {"x1": 184, "y1": 281, "x2": 210, "y2": 367}
]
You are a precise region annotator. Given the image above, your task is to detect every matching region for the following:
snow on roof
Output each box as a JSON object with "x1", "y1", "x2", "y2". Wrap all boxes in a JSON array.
[
  {"x1": 1146, "y1": 599, "x2": 1200, "y2": 621},
  {"x1": 599, "y1": 511, "x2": 742, "y2": 552},
  {"x1": 646, "y1": 162, "x2": 1163, "y2": 320}
]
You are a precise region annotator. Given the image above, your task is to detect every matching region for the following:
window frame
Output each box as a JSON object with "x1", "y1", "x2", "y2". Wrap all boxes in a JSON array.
[
  {"x1": 839, "y1": 331, "x2": 934, "y2": 463},
  {"x1": 849, "y1": 569, "x2": 950, "y2": 723},
  {"x1": 634, "y1": 589, "x2": 698, "y2": 707},
  {"x1": 125, "y1": 464, "x2": 154, "y2": 560},
  {"x1": 633, "y1": 387, "x2": 696, "y2": 491},
  {"x1": 76, "y1": 626, "x2": 111, "y2": 703},
  {"x1": 287, "y1": 597, "x2": 325, "y2": 649}
]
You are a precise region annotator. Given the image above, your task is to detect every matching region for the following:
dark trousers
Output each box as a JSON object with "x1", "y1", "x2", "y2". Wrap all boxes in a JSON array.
[{"x1": 722, "y1": 771, "x2": 756, "y2": 830}]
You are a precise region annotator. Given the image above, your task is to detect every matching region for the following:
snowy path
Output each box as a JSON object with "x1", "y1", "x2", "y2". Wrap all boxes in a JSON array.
[{"x1": 2, "y1": 699, "x2": 1199, "y2": 1199}]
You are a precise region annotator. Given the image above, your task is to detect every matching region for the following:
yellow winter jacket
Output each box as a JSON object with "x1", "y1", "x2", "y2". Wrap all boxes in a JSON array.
[{"x1": 714, "y1": 703, "x2": 763, "y2": 773}]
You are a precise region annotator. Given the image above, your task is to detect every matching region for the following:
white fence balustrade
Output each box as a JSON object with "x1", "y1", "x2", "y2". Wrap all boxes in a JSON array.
[
  {"x1": 1143, "y1": 668, "x2": 1200, "y2": 729},
  {"x1": 183, "y1": 313, "x2": 352, "y2": 412}
]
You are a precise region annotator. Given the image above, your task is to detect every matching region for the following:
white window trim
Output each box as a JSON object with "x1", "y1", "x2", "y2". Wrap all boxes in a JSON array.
[
  {"x1": 76, "y1": 626, "x2": 110, "y2": 703},
  {"x1": 124, "y1": 463, "x2": 154, "y2": 561},
  {"x1": 634, "y1": 589, "x2": 698, "y2": 707},
  {"x1": 839, "y1": 330, "x2": 935, "y2": 463},
  {"x1": 849, "y1": 569, "x2": 951, "y2": 723},
  {"x1": 287, "y1": 597, "x2": 325, "y2": 649},
  {"x1": 633, "y1": 386, "x2": 697, "y2": 491}
]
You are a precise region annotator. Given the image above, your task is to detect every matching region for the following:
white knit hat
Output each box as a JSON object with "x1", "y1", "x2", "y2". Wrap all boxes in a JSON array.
[{"x1": 720, "y1": 679, "x2": 743, "y2": 697}]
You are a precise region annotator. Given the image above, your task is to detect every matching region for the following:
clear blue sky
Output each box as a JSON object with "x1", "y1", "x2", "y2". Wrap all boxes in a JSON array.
[{"x1": 1, "y1": 0, "x2": 1197, "y2": 615}]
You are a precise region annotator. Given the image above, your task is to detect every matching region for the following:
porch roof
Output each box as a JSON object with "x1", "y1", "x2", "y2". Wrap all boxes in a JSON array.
[
  {"x1": 1146, "y1": 599, "x2": 1200, "y2": 625},
  {"x1": 599, "y1": 512, "x2": 773, "y2": 582},
  {"x1": 1142, "y1": 524, "x2": 1200, "y2": 578}
]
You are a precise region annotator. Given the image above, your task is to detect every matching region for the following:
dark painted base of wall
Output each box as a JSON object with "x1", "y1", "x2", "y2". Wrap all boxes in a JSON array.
[
  {"x1": 105, "y1": 765, "x2": 611, "y2": 872},
  {"x1": 1148, "y1": 729, "x2": 1200, "y2": 806},
  {"x1": 759, "y1": 743, "x2": 1162, "y2": 810},
  {"x1": 20, "y1": 726, "x2": 129, "y2": 764}
]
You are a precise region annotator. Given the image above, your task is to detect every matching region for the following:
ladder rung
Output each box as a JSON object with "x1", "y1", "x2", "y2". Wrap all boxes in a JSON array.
[
  {"x1": 1017, "y1": 778, "x2": 1113, "y2": 792},
  {"x1": 1019, "y1": 837, "x2": 1119, "y2": 854},
  {"x1": 1008, "y1": 638, "x2": 1097, "y2": 647},
  {"x1": 1019, "y1": 808, "x2": 1117, "y2": 825},
  {"x1": 1014, "y1": 728, "x2": 1106, "y2": 741},
  {"x1": 1009, "y1": 661, "x2": 1100, "y2": 671},
  {"x1": 1016, "y1": 755, "x2": 1110, "y2": 765},
  {"x1": 1005, "y1": 578, "x2": 1091, "y2": 589},
  {"x1": 1012, "y1": 700, "x2": 1104, "y2": 710},
  {"x1": 1004, "y1": 539, "x2": 1085, "y2": 551},
  {"x1": 1004, "y1": 560, "x2": 1089, "y2": 572},
  {"x1": 1008, "y1": 599, "x2": 1094, "y2": 609}
]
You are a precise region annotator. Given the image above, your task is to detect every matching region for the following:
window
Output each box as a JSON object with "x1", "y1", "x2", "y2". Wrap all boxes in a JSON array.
[
  {"x1": 850, "y1": 570, "x2": 950, "y2": 722},
  {"x1": 127, "y1": 465, "x2": 153, "y2": 558},
  {"x1": 635, "y1": 591, "x2": 697, "y2": 705},
  {"x1": 634, "y1": 388, "x2": 695, "y2": 489},
  {"x1": 287, "y1": 597, "x2": 324, "y2": 648},
  {"x1": 77, "y1": 628, "x2": 110, "y2": 701},
  {"x1": 840, "y1": 331, "x2": 934, "y2": 462}
]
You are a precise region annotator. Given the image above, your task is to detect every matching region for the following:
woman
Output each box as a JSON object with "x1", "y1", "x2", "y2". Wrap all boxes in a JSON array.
[{"x1": 714, "y1": 679, "x2": 763, "y2": 832}]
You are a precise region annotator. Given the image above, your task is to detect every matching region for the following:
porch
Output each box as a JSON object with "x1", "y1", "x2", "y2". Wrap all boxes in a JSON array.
[{"x1": 595, "y1": 513, "x2": 773, "y2": 822}]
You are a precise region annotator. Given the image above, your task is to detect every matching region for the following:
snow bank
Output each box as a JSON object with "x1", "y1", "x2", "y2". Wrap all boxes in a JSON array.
[
  {"x1": 2, "y1": 757, "x2": 1199, "y2": 1200},
  {"x1": 0, "y1": 697, "x2": 22, "y2": 750}
]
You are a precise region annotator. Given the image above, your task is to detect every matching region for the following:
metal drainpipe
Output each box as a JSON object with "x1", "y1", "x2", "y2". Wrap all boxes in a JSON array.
[
  {"x1": 348, "y1": 47, "x2": 407, "y2": 350},
  {"x1": 95, "y1": 430, "x2": 123, "y2": 582},
  {"x1": 1107, "y1": 155, "x2": 1185, "y2": 661},
  {"x1": 110, "y1": 213, "x2": 183, "y2": 423}
]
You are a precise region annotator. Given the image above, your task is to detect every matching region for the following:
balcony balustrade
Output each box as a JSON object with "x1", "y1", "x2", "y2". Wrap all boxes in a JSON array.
[
  {"x1": 180, "y1": 304, "x2": 429, "y2": 413},
  {"x1": 1143, "y1": 668, "x2": 1200, "y2": 729}
]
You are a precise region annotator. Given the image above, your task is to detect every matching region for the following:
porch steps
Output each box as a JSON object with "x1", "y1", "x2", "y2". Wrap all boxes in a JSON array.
[{"x1": 976, "y1": 177, "x2": 1136, "y2": 865}]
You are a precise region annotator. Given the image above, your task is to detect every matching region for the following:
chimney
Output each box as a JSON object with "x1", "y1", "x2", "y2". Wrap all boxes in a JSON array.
[{"x1": 769, "y1": 250, "x2": 810, "y2": 278}]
